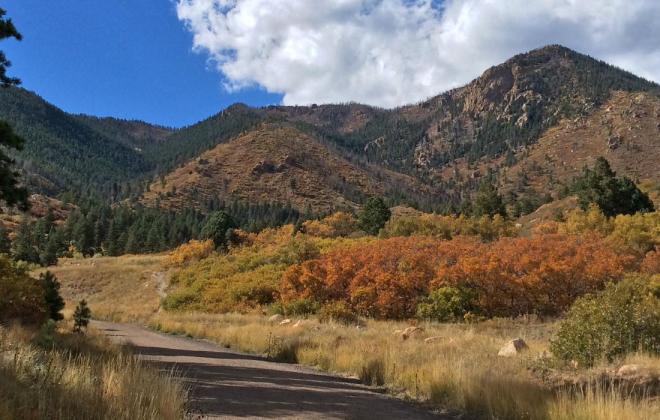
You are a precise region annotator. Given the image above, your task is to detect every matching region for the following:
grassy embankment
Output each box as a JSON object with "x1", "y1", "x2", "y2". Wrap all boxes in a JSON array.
[{"x1": 0, "y1": 321, "x2": 186, "y2": 420}]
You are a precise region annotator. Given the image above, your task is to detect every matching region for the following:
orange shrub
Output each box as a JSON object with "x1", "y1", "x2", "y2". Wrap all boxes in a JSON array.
[
  {"x1": 641, "y1": 249, "x2": 660, "y2": 274},
  {"x1": 282, "y1": 234, "x2": 638, "y2": 319},
  {"x1": 434, "y1": 234, "x2": 637, "y2": 317},
  {"x1": 302, "y1": 212, "x2": 358, "y2": 238},
  {"x1": 165, "y1": 239, "x2": 214, "y2": 267},
  {"x1": 282, "y1": 236, "x2": 480, "y2": 319}
]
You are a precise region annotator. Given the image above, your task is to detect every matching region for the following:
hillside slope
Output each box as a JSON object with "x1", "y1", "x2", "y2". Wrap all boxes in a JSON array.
[
  {"x1": 0, "y1": 88, "x2": 155, "y2": 194},
  {"x1": 141, "y1": 123, "x2": 429, "y2": 212}
]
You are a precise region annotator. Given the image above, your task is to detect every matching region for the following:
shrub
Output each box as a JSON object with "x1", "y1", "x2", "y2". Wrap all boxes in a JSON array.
[
  {"x1": 283, "y1": 298, "x2": 320, "y2": 317},
  {"x1": 550, "y1": 275, "x2": 660, "y2": 367},
  {"x1": 416, "y1": 287, "x2": 475, "y2": 322},
  {"x1": 303, "y1": 212, "x2": 358, "y2": 238},
  {"x1": 282, "y1": 237, "x2": 475, "y2": 319},
  {"x1": 359, "y1": 358, "x2": 385, "y2": 386},
  {"x1": 165, "y1": 239, "x2": 214, "y2": 267},
  {"x1": 277, "y1": 237, "x2": 320, "y2": 265},
  {"x1": 434, "y1": 234, "x2": 636, "y2": 317},
  {"x1": 0, "y1": 256, "x2": 48, "y2": 324},
  {"x1": 382, "y1": 213, "x2": 514, "y2": 241},
  {"x1": 641, "y1": 249, "x2": 660, "y2": 274},
  {"x1": 319, "y1": 301, "x2": 359, "y2": 325}
]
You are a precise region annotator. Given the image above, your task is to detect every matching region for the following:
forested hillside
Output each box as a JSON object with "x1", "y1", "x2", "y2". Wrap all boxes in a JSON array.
[{"x1": 2, "y1": 45, "x2": 659, "y2": 215}]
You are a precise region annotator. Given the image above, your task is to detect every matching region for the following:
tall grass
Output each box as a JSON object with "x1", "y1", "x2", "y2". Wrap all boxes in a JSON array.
[
  {"x1": 0, "y1": 324, "x2": 186, "y2": 420},
  {"x1": 150, "y1": 312, "x2": 659, "y2": 420}
]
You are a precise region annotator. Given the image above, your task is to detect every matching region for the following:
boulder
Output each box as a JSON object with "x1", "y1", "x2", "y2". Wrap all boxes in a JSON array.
[
  {"x1": 268, "y1": 314, "x2": 283, "y2": 323},
  {"x1": 401, "y1": 326, "x2": 424, "y2": 340},
  {"x1": 497, "y1": 338, "x2": 529, "y2": 357},
  {"x1": 424, "y1": 336, "x2": 444, "y2": 344},
  {"x1": 617, "y1": 364, "x2": 642, "y2": 377}
]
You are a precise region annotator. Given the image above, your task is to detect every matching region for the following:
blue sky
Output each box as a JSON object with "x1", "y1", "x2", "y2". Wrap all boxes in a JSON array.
[
  {"x1": 2, "y1": 0, "x2": 282, "y2": 127},
  {"x1": 2, "y1": 1, "x2": 658, "y2": 128}
]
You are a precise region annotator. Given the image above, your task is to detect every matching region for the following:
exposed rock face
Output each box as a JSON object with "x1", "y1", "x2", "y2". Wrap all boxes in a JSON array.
[{"x1": 498, "y1": 338, "x2": 529, "y2": 357}]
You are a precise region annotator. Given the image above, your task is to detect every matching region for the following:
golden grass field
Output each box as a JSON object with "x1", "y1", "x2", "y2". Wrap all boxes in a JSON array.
[
  {"x1": 0, "y1": 321, "x2": 186, "y2": 420},
  {"x1": 42, "y1": 255, "x2": 167, "y2": 322},
  {"x1": 49, "y1": 254, "x2": 659, "y2": 420}
]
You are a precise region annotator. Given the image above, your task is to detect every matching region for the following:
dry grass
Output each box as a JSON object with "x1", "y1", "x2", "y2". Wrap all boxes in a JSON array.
[
  {"x1": 40, "y1": 255, "x2": 166, "y2": 322},
  {"x1": 0, "y1": 323, "x2": 186, "y2": 420},
  {"x1": 149, "y1": 312, "x2": 659, "y2": 420},
  {"x1": 49, "y1": 254, "x2": 659, "y2": 419}
]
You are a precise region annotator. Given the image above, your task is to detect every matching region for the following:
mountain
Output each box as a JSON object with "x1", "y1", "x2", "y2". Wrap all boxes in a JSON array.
[
  {"x1": 141, "y1": 123, "x2": 430, "y2": 213},
  {"x1": 0, "y1": 88, "x2": 156, "y2": 195},
  {"x1": 1, "y1": 45, "x2": 658, "y2": 213}
]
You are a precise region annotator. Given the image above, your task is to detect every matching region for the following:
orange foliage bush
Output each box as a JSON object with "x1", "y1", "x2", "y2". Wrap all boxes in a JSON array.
[
  {"x1": 282, "y1": 237, "x2": 481, "y2": 319},
  {"x1": 641, "y1": 249, "x2": 660, "y2": 274},
  {"x1": 434, "y1": 234, "x2": 637, "y2": 317},
  {"x1": 302, "y1": 212, "x2": 358, "y2": 238},
  {"x1": 282, "y1": 234, "x2": 638, "y2": 319},
  {"x1": 165, "y1": 239, "x2": 214, "y2": 267}
]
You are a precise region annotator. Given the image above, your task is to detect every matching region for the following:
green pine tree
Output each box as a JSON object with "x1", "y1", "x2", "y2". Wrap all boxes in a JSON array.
[
  {"x1": 0, "y1": 225, "x2": 10, "y2": 254},
  {"x1": 0, "y1": 8, "x2": 27, "y2": 210},
  {"x1": 12, "y1": 219, "x2": 38, "y2": 263},
  {"x1": 473, "y1": 180, "x2": 506, "y2": 218},
  {"x1": 40, "y1": 271, "x2": 64, "y2": 321},
  {"x1": 572, "y1": 157, "x2": 654, "y2": 216},
  {"x1": 358, "y1": 197, "x2": 391, "y2": 235},
  {"x1": 201, "y1": 211, "x2": 237, "y2": 249},
  {"x1": 73, "y1": 299, "x2": 91, "y2": 332}
]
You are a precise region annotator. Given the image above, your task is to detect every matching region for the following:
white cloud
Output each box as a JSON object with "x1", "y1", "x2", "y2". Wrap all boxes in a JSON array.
[{"x1": 176, "y1": 0, "x2": 660, "y2": 107}]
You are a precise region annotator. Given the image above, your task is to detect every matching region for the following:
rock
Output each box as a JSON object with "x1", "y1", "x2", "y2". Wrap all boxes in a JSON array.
[
  {"x1": 424, "y1": 336, "x2": 445, "y2": 344},
  {"x1": 617, "y1": 364, "x2": 642, "y2": 377},
  {"x1": 497, "y1": 338, "x2": 529, "y2": 357},
  {"x1": 268, "y1": 314, "x2": 283, "y2": 323},
  {"x1": 279, "y1": 319, "x2": 292, "y2": 326},
  {"x1": 401, "y1": 326, "x2": 424, "y2": 340}
]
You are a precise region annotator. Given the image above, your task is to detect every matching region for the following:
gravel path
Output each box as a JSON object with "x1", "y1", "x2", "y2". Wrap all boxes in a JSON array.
[{"x1": 93, "y1": 320, "x2": 448, "y2": 420}]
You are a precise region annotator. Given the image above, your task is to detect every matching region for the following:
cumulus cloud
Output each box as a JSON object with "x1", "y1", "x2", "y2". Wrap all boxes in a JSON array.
[{"x1": 176, "y1": 0, "x2": 660, "y2": 107}]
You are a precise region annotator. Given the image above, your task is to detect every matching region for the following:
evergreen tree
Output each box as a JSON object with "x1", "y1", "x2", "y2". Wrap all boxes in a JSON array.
[
  {"x1": 358, "y1": 197, "x2": 391, "y2": 235},
  {"x1": 0, "y1": 8, "x2": 27, "y2": 210},
  {"x1": 40, "y1": 271, "x2": 64, "y2": 321},
  {"x1": 572, "y1": 157, "x2": 654, "y2": 216},
  {"x1": 201, "y1": 210, "x2": 236, "y2": 249},
  {"x1": 473, "y1": 180, "x2": 506, "y2": 218},
  {"x1": 0, "y1": 225, "x2": 10, "y2": 254},
  {"x1": 73, "y1": 299, "x2": 91, "y2": 332},
  {"x1": 12, "y1": 219, "x2": 38, "y2": 263},
  {"x1": 39, "y1": 230, "x2": 61, "y2": 266}
]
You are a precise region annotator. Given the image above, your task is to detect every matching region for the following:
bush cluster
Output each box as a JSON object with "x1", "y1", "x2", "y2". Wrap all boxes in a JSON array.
[{"x1": 551, "y1": 275, "x2": 660, "y2": 366}]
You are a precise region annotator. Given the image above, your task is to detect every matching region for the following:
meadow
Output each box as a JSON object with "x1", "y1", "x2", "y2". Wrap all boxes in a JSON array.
[{"x1": 49, "y1": 206, "x2": 659, "y2": 419}]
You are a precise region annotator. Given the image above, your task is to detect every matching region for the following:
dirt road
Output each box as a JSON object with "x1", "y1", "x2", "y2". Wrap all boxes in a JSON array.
[{"x1": 93, "y1": 320, "x2": 446, "y2": 419}]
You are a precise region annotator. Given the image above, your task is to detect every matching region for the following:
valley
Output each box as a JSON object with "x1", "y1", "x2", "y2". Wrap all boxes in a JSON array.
[{"x1": 1, "y1": 7, "x2": 659, "y2": 418}]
